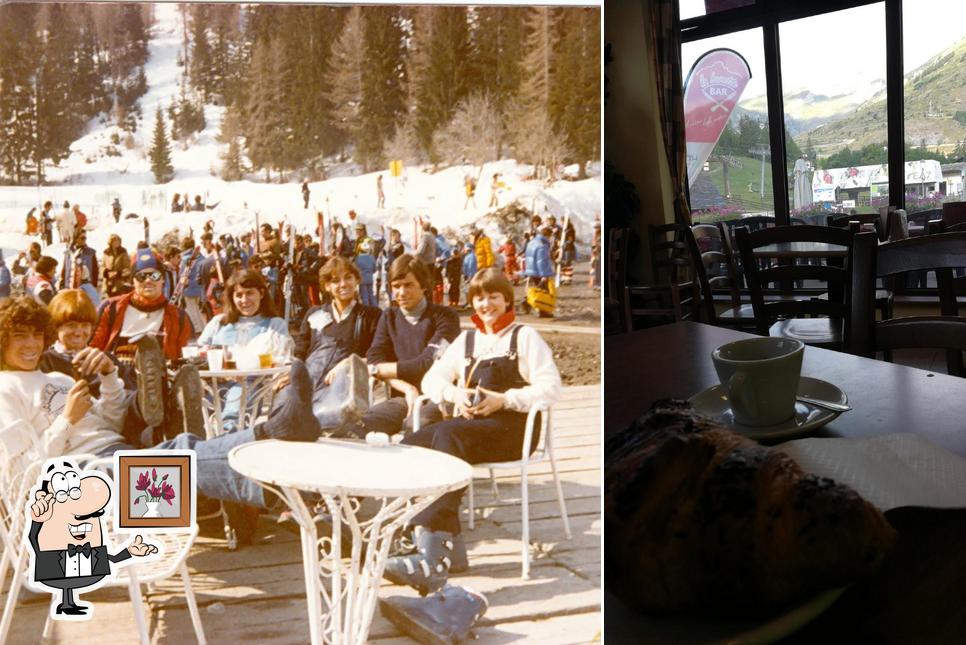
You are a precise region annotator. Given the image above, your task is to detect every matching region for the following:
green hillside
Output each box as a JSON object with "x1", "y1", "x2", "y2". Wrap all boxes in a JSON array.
[
  {"x1": 705, "y1": 154, "x2": 776, "y2": 212},
  {"x1": 798, "y1": 37, "x2": 966, "y2": 154}
]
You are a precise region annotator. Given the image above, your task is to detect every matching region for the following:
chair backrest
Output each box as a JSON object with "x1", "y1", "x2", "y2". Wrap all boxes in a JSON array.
[
  {"x1": 850, "y1": 231, "x2": 966, "y2": 375},
  {"x1": 0, "y1": 421, "x2": 43, "y2": 567},
  {"x1": 827, "y1": 212, "x2": 883, "y2": 240},
  {"x1": 928, "y1": 218, "x2": 966, "y2": 234},
  {"x1": 692, "y1": 223, "x2": 741, "y2": 316},
  {"x1": 942, "y1": 201, "x2": 966, "y2": 228},
  {"x1": 606, "y1": 227, "x2": 629, "y2": 299},
  {"x1": 648, "y1": 223, "x2": 692, "y2": 286},
  {"x1": 736, "y1": 224, "x2": 854, "y2": 336}
]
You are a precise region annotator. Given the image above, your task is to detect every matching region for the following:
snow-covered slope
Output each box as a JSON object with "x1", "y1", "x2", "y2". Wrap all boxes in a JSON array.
[{"x1": 0, "y1": 3, "x2": 600, "y2": 264}]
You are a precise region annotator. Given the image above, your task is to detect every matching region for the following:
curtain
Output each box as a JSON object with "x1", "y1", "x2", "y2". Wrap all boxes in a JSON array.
[{"x1": 646, "y1": 0, "x2": 692, "y2": 226}]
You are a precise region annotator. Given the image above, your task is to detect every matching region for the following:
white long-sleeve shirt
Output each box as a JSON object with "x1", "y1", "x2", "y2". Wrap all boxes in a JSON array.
[
  {"x1": 0, "y1": 368, "x2": 128, "y2": 458},
  {"x1": 421, "y1": 324, "x2": 562, "y2": 413}
]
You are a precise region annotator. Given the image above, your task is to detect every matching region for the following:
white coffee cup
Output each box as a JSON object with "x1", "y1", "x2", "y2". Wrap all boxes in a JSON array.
[
  {"x1": 711, "y1": 337, "x2": 804, "y2": 426},
  {"x1": 207, "y1": 348, "x2": 225, "y2": 371}
]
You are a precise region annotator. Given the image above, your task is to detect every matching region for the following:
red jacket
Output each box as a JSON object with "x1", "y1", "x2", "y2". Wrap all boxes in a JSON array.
[{"x1": 91, "y1": 292, "x2": 192, "y2": 361}]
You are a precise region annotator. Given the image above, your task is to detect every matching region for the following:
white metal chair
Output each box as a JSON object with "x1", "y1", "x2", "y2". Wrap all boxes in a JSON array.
[
  {"x1": 0, "y1": 421, "x2": 206, "y2": 645},
  {"x1": 0, "y1": 421, "x2": 45, "y2": 645},
  {"x1": 410, "y1": 397, "x2": 572, "y2": 579}
]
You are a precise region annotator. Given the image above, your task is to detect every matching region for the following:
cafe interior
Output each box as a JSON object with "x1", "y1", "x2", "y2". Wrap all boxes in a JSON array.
[{"x1": 604, "y1": 0, "x2": 966, "y2": 641}]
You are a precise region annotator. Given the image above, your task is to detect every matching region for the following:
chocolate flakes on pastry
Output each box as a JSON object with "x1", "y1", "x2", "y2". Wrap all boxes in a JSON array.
[{"x1": 605, "y1": 400, "x2": 896, "y2": 615}]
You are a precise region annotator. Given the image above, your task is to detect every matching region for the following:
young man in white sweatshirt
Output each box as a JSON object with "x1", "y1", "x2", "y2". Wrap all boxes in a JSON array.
[{"x1": 0, "y1": 296, "x2": 322, "y2": 509}]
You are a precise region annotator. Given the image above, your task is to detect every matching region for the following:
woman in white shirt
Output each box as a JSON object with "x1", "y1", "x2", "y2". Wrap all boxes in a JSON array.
[{"x1": 384, "y1": 268, "x2": 562, "y2": 595}]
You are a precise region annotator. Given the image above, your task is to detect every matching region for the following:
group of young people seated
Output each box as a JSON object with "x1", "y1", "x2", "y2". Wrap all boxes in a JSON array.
[{"x1": 0, "y1": 248, "x2": 562, "y2": 597}]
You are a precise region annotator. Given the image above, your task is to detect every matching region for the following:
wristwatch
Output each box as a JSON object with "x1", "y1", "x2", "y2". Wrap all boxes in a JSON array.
[{"x1": 368, "y1": 364, "x2": 379, "y2": 377}]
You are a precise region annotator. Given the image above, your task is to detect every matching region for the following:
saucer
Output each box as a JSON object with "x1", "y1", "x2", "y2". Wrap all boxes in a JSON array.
[{"x1": 689, "y1": 376, "x2": 848, "y2": 440}]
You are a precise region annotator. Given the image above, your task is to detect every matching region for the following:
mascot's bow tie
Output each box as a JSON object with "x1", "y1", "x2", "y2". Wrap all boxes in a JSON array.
[{"x1": 67, "y1": 543, "x2": 92, "y2": 557}]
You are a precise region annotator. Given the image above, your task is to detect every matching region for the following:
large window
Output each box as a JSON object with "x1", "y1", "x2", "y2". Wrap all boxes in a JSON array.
[
  {"x1": 682, "y1": 29, "x2": 775, "y2": 223},
  {"x1": 780, "y1": 4, "x2": 887, "y2": 219},
  {"x1": 903, "y1": 0, "x2": 966, "y2": 214},
  {"x1": 680, "y1": 0, "x2": 756, "y2": 22}
]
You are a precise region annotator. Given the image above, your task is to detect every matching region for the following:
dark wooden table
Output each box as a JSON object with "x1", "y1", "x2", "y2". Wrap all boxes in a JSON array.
[
  {"x1": 605, "y1": 321, "x2": 966, "y2": 457},
  {"x1": 753, "y1": 241, "x2": 848, "y2": 259},
  {"x1": 605, "y1": 321, "x2": 966, "y2": 642}
]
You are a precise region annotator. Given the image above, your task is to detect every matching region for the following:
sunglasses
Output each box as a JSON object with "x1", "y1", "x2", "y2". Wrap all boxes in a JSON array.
[{"x1": 134, "y1": 270, "x2": 163, "y2": 282}]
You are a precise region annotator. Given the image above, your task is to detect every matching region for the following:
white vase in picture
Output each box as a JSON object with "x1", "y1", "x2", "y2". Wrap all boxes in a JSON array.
[{"x1": 142, "y1": 501, "x2": 161, "y2": 518}]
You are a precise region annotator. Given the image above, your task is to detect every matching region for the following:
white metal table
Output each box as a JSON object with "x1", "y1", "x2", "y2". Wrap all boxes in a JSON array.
[
  {"x1": 197, "y1": 365, "x2": 288, "y2": 438},
  {"x1": 228, "y1": 438, "x2": 472, "y2": 645},
  {"x1": 198, "y1": 365, "x2": 287, "y2": 548}
]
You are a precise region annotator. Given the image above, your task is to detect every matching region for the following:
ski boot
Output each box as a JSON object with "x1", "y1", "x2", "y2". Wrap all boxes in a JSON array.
[{"x1": 384, "y1": 527, "x2": 456, "y2": 596}]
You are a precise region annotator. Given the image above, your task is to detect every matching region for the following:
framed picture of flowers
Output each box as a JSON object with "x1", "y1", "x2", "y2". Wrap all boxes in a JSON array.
[{"x1": 117, "y1": 454, "x2": 193, "y2": 529}]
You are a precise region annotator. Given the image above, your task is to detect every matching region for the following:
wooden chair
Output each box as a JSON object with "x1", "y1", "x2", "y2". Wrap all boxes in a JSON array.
[
  {"x1": 942, "y1": 202, "x2": 966, "y2": 228},
  {"x1": 736, "y1": 224, "x2": 854, "y2": 350},
  {"x1": 624, "y1": 223, "x2": 701, "y2": 330},
  {"x1": 825, "y1": 214, "x2": 894, "y2": 319},
  {"x1": 690, "y1": 223, "x2": 756, "y2": 328},
  {"x1": 827, "y1": 212, "x2": 883, "y2": 240},
  {"x1": 604, "y1": 227, "x2": 629, "y2": 335},
  {"x1": 849, "y1": 231, "x2": 966, "y2": 375}
]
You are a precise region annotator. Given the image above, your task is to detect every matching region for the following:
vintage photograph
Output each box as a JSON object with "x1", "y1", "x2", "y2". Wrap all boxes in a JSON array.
[{"x1": 0, "y1": 2, "x2": 602, "y2": 643}]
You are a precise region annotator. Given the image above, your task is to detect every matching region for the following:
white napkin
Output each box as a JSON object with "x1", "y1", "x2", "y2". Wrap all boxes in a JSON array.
[{"x1": 777, "y1": 434, "x2": 966, "y2": 511}]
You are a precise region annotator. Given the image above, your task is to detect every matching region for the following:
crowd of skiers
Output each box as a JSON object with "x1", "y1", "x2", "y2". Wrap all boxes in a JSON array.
[{"x1": 8, "y1": 200, "x2": 582, "y2": 330}]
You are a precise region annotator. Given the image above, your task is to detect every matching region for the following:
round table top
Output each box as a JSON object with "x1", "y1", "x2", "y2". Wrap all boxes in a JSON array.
[
  {"x1": 228, "y1": 438, "x2": 473, "y2": 498},
  {"x1": 199, "y1": 365, "x2": 289, "y2": 379}
]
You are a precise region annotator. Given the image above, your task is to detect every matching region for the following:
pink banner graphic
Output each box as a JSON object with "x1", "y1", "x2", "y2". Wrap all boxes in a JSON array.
[{"x1": 684, "y1": 48, "x2": 752, "y2": 186}]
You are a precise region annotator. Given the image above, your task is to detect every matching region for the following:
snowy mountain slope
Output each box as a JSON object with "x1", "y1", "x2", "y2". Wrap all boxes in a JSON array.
[{"x1": 0, "y1": 3, "x2": 600, "y2": 264}]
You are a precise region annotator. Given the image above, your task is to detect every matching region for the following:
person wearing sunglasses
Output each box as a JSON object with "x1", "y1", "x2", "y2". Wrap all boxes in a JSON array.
[
  {"x1": 89, "y1": 251, "x2": 195, "y2": 442},
  {"x1": 90, "y1": 251, "x2": 192, "y2": 365}
]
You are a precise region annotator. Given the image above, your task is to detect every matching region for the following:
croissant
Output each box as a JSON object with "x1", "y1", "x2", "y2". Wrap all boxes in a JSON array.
[{"x1": 605, "y1": 399, "x2": 896, "y2": 615}]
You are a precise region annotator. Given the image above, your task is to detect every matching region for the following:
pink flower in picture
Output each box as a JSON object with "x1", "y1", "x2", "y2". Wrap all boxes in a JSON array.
[
  {"x1": 135, "y1": 471, "x2": 151, "y2": 492},
  {"x1": 161, "y1": 482, "x2": 176, "y2": 505}
]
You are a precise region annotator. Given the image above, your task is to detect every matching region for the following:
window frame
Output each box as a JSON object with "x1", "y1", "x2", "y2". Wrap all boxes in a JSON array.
[{"x1": 681, "y1": 0, "x2": 905, "y2": 226}]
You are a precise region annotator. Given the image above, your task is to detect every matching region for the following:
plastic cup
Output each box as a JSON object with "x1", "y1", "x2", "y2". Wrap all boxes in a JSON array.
[
  {"x1": 259, "y1": 353, "x2": 273, "y2": 369},
  {"x1": 207, "y1": 348, "x2": 225, "y2": 371}
]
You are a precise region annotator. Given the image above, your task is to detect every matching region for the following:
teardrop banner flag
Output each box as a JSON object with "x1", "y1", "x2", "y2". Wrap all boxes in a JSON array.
[{"x1": 684, "y1": 48, "x2": 752, "y2": 186}]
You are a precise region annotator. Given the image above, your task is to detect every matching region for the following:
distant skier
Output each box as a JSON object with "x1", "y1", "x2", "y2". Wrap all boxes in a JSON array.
[
  {"x1": 302, "y1": 181, "x2": 310, "y2": 209},
  {"x1": 377, "y1": 174, "x2": 385, "y2": 208},
  {"x1": 40, "y1": 201, "x2": 54, "y2": 246},
  {"x1": 111, "y1": 197, "x2": 122, "y2": 223},
  {"x1": 489, "y1": 173, "x2": 500, "y2": 208},
  {"x1": 463, "y1": 175, "x2": 477, "y2": 209},
  {"x1": 25, "y1": 207, "x2": 39, "y2": 236},
  {"x1": 56, "y1": 201, "x2": 75, "y2": 245}
]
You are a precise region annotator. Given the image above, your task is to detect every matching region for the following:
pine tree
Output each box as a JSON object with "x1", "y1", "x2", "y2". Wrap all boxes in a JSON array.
[
  {"x1": 35, "y1": 3, "x2": 85, "y2": 182},
  {"x1": 358, "y1": 7, "x2": 405, "y2": 170},
  {"x1": 410, "y1": 7, "x2": 472, "y2": 163},
  {"x1": 514, "y1": 7, "x2": 565, "y2": 179},
  {"x1": 470, "y1": 7, "x2": 526, "y2": 158},
  {"x1": 149, "y1": 107, "x2": 175, "y2": 183},
  {"x1": 218, "y1": 107, "x2": 245, "y2": 180},
  {"x1": 244, "y1": 38, "x2": 286, "y2": 181},
  {"x1": 551, "y1": 8, "x2": 600, "y2": 178},
  {"x1": 326, "y1": 8, "x2": 366, "y2": 160},
  {"x1": 190, "y1": 5, "x2": 214, "y2": 101},
  {"x1": 0, "y1": 3, "x2": 39, "y2": 184}
]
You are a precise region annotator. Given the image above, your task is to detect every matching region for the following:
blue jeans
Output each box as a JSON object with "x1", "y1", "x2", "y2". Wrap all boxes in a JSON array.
[
  {"x1": 360, "y1": 282, "x2": 376, "y2": 306},
  {"x1": 96, "y1": 430, "x2": 265, "y2": 508}
]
